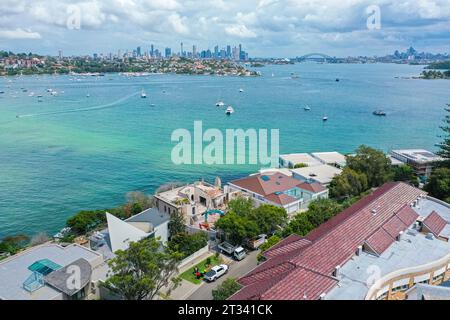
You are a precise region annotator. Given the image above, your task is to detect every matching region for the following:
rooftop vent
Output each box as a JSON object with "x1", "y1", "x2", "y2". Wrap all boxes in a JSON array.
[
  {"x1": 426, "y1": 233, "x2": 435, "y2": 240},
  {"x1": 333, "y1": 265, "x2": 341, "y2": 277},
  {"x1": 356, "y1": 245, "x2": 363, "y2": 256},
  {"x1": 396, "y1": 231, "x2": 404, "y2": 241},
  {"x1": 371, "y1": 209, "x2": 377, "y2": 216},
  {"x1": 319, "y1": 293, "x2": 326, "y2": 300}
]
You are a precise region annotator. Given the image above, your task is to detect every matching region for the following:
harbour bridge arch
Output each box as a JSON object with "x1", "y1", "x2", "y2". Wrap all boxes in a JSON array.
[{"x1": 297, "y1": 53, "x2": 336, "y2": 62}]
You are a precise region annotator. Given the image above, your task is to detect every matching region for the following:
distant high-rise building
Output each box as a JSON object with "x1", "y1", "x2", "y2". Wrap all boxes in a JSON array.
[
  {"x1": 180, "y1": 42, "x2": 184, "y2": 57},
  {"x1": 150, "y1": 44, "x2": 154, "y2": 57},
  {"x1": 214, "y1": 45, "x2": 219, "y2": 59},
  {"x1": 136, "y1": 46, "x2": 141, "y2": 57},
  {"x1": 226, "y1": 45, "x2": 231, "y2": 58},
  {"x1": 58, "y1": 50, "x2": 63, "y2": 60},
  {"x1": 165, "y1": 47, "x2": 172, "y2": 58},
  {"x1": 192, "y1": 45, "x2": 197, "y2": 58}
]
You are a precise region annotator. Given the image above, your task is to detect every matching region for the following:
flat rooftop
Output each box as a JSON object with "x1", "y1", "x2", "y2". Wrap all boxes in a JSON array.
[
  {"x1": 325, "y1": 198, "x2": 450, "y2": 300},
  {"x1": 311, "y1": 152, "x2": 347, "y2": 167},
  {"x1": 391, "y1": 149, "x2": 442, "y2": 164},
  {"x1": 279, "y1": 153, "x2": 322, "y2": 167},
  {"x1": 0, "y1": 244, "x2": 103, "y2": 300},
  {"x1": 291, "y1": 164, "x2": 342, "y2": 185},
  {"x1": 155, "y1": 186, "x2": 185, "y2": 205}
]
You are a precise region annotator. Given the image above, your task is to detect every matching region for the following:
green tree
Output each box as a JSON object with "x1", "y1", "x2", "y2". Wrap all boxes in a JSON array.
[
  {"x1": 329, "y1": 167, "x2": 369, "y2": 199},
  {"x1": 247, "y1": 205, "x2": 287, "y2": 235},
  {"x1": 66, "y1": 210, "x2": 107, "y2": 234},
  {"x1": 424, "y1": 167, "x2": 450, "y2": 203},
  {"x1": 283, "y1": 213, "x2": 314, "y2": 237},
  {"x1": 346, "y1": 145, "x2": 392, "y2": 188},
  {"x1": 392, "y1": 165, "x2": 419, "y2": 186},
  {"x1": 104, "y1": 238, "x2": 183, "y2": 300},
  {"x1": 215, "y1": 212, "x2": 258, "y2": 245},
  {"x1": 212, "y1": 278, "x2": 242, "y2": 300},
  {"x1": 167, "y1": 232, "x2": 208, "y2": 258},
  {"x1": 305, "y1": 198, "x2": 343, "y2": 227},
  {"x1": 0, "y1": 234, "x2": 30, "y2": 255},
  {"x1": 168, "y1": 209, "x2": 186, "y2": 238},
  {"x1": 436, "y1": 105, "x2": 450, "y2": 166},
  {"x1": 227, "y1": 196, "x2": 253, "y2": 216},
  {"x1": 257, "y1": 235, "x2": 281, "y2": 262}
]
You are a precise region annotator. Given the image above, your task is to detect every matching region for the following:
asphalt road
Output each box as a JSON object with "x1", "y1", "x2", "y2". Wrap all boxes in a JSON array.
[{"x1": 187, "y1": 250, "x2": 259, "y2": 300}]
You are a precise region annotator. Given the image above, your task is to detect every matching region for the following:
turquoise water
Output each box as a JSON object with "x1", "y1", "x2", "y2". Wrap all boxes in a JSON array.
[{"x1": 0, "y1": 63, "x2": 449, "y2": 238}]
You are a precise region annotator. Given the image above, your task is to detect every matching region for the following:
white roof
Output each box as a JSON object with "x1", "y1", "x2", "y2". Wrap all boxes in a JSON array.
[
  {"x1": 391, "y1": 149, "x2": 442, "y2": 164},
  {"x1": 279, "y1": 153, "x2": 322, "y2": 167},
  {"x1": 311, "y1": 152, "x2": 347, "y2": 166},
  {"x1": 258, "y1": 168, "x2": 293, "y2": 177},
  {"x1": 106, "y1": 213, "x2": 149, "y2": 253},
  {"x1": 388, "y1": 155, "x2": 404, "y2": 166},
  {"x1": 291, "y1": 164, "x2": 342, "y2": 184}
]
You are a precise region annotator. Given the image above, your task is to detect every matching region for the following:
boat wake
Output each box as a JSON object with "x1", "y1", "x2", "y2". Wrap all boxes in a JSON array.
[{"x1": 16, "y1": 91, "x2": 139, "y2": 118}]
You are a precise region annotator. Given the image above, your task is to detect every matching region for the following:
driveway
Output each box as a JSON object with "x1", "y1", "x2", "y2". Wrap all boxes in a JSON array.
[{"x1": 187, "y1": 250, "x2": 259, "y2": 300}]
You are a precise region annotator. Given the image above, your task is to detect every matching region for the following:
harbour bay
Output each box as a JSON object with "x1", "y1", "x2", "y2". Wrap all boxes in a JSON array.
[{"x1": 0, "y1": 62, "x2": 449, "y2": 238}]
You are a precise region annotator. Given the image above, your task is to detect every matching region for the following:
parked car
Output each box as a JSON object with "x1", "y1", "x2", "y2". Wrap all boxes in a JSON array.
[
  {"x1": 204, "y1": 264, "x2": 229, "y2": 282},
  {"x1": 218, "y1": 242, "x2": 247, "y2": 261}
]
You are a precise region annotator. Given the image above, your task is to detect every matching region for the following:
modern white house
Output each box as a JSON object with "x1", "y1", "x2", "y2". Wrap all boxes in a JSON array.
[
  {"x1": 291, "y1": 164, "x2": 342, "y2": 186},
  {"x1": 106, "y1": 208, "x2": 170, "y2": 253},
  {"x1": 279, "y1": 153, "x2": 322, "y2": 168},
  {"x1": 311, "y1": 152, "x2": 347, "y2": 168}
]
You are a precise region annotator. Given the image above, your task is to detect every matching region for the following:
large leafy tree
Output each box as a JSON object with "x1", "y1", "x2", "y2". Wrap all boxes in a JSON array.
[
  {"x1": 392, "y1": 165, "x2": 419, "y2": 186},
  {"x1": 329, "y1": 167, "x2": 369, "y2": 199},
  {"x1": 227, "y1": 196, "x2": 253, "y2": 216},
  {"x1": 212, "y1": 278, "x2": 242, "y2": 300},
  {"x1": 247, "y1": 205, "x2": 288, "y2": 235},
  {"x1": 168, "y1": 209, "x2": 186, "y2": 238},
  {"x1": 104, "y1": 238, "x2": 183, "y2": 300},
  {"x1": 346, "y1": 145, "x2": 392, "y2": 188},
  {"x1": 167, "y1": 232, "x2": 208, "y2": 258},
  {"x1": 215, "y1": 211, "x2": 259, "y2": 245},
  {"x1": 424, "y1": 167, "x2": 450, "y2": 203}
]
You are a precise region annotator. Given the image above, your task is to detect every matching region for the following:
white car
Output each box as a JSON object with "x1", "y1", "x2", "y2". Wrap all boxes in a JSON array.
[{"x1": 203, "y1": 264, "x2": 229, "y2": 282}]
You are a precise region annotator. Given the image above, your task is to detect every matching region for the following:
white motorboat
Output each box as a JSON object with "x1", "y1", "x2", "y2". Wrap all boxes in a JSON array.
[
  {"x1": 323, "y1": 116, "x2": 328, "y2": 121},
  {"x1": 141, "y1": 90, "x2": 147, "y2": 98},
  {"x1": 239, "y1": 88, "x2": 244, "y2": 93},
  {"x1": 226, "y1": 106, "x2": 234, "y2": 115},
  {"x1": 216, "y1": 101, "x2": 225, "y2": 107},
  {"x1": 304, "y1": 105, "x2": 311, "y2": 111}
]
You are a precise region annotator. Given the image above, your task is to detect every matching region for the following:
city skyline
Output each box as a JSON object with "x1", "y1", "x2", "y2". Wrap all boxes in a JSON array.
[{"x1": 1, "y1": 0, "x2": 450, "y2": 58}]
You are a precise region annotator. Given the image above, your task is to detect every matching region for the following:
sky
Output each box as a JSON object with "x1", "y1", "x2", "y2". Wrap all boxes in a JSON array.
[{"x1": 1, "y1": 0, "x2": 450, "y2": 57}]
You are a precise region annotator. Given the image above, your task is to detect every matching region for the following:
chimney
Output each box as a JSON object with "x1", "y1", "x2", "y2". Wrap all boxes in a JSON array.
[
  {"x1": 396, "y1": 231, "x2": 404, "y2": 241},
  {"x1": 333, "y1": 265, "x2": 341, "y2": 277},
  {"x1": 319, "y1": 293, "x2": 326, "y2": 300},
  {"x1": 356, "y1": 245, "x2": 363, "y2": 256}
]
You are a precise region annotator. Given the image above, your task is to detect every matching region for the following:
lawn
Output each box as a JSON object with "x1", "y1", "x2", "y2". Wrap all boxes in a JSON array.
[{"x1": 180, "y1": 255, "x2": 221, "y2": 285}]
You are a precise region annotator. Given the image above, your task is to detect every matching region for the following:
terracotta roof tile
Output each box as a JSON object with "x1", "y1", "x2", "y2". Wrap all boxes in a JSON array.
[
  {"x1": 395, "y1": 204, "x2": 419, "y2": 226},
  {"x1": 382, "y1": 215, "x2": 407, "y2": 239},
  {"x1": 297, "y1": 182, "x2": 327, "y2": 194},
  {"x1": 264, "y1": 238, "x2": 312, "y2": 259},
  {"x1": 230, "y1": 173, "x2": 302, "y2": 197},
  {"x1": 423, "y1": 211, "x2": 447, "y2": 237},
  {"x1": 365, "y1": 228, "x2": 395, "y2": 256}
]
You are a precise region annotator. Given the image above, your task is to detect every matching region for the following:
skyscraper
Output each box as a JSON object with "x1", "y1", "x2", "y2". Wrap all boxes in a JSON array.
[
  {"x1": 226, "y1": 45, "x2": 231, "y2": 59},
  {"x1": 192, "y1": 45, "x2": 197, "y2": 58},
  {"x1": 150, "y1": 44, "x2": 154, "y2": 58},
  {"x1": 165, "y1": 47, "x2": 172, "y2": 58},
  {"x1": 136, "y1": 46, "x2": 141, "y2": 57},
  {"x1": 180, "y1": 42, "x2": 184, "y2": 57}
]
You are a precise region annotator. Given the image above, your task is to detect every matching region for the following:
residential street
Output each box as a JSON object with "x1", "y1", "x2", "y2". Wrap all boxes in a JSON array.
[{"x1": 187, "y1": 250, "x2": 259, "y2": 300}]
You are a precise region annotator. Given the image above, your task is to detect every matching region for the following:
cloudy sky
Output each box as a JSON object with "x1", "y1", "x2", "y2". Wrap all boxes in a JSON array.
[{"x1": 1, "y1": 0, "x2": 450, "y2": 57}]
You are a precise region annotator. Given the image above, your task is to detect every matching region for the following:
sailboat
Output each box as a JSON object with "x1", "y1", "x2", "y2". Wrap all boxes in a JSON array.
[{"x1": 141, "y1": 90, "x2": 147, "y2": 98}]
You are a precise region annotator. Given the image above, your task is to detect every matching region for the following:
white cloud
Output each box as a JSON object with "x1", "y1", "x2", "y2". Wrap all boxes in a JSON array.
[
  {"x1": 225, "y1": 24, "x2": 257, "y2": 38},
  {"x1": 167, "y1": 13, "x2": 189, "y2": 35},
  {"x1": 0, "y1": 28, "x2": 41, "y2": 39}
]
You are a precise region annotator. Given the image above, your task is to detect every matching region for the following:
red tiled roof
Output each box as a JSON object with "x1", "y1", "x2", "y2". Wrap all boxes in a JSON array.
[
  {"x1": 423, "y1": 211, "x2": 447, "y2": 237},
  {"x1": 230, "y1": 173, "x2": 302, "y2": 197},
  {"x1": 230, "y1": 182, "x2": 425, "y2": 300},
  {"x1": 265, "y1": 193, "x2": 298, "y2": 206},
  {"x1": 365, "y1": 228, "x2": 395, "y2": 256},
  {"x1": 395, "y1": 204, "x2": 419, "y2": 226},
  {"x1": 261, "y1": 268, "x2": 338, "y2": 300},
  {"x1": 297, "y1": 182, "x2": 327, "y2": 194},
  {"x1": 305, "y1": 182, "x2": 399, "y2": 242},
  {"x1": 382, "y1": 215, "x2": 407, "y2": 239},
  {"x1": 264, "y1": 238, "x2": 312, "y2": 259}
]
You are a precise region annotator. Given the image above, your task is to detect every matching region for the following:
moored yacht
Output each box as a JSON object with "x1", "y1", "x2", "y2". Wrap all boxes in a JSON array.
[
  {"x1": 141, "y1": 90, "x2": 147, "y2": 98},
  {"x1": 226, "y1": 106, "x2": 234, "y2": 115},
  {"x1": 216, "y1": 101, "x2": 225, "y2": 107}
]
